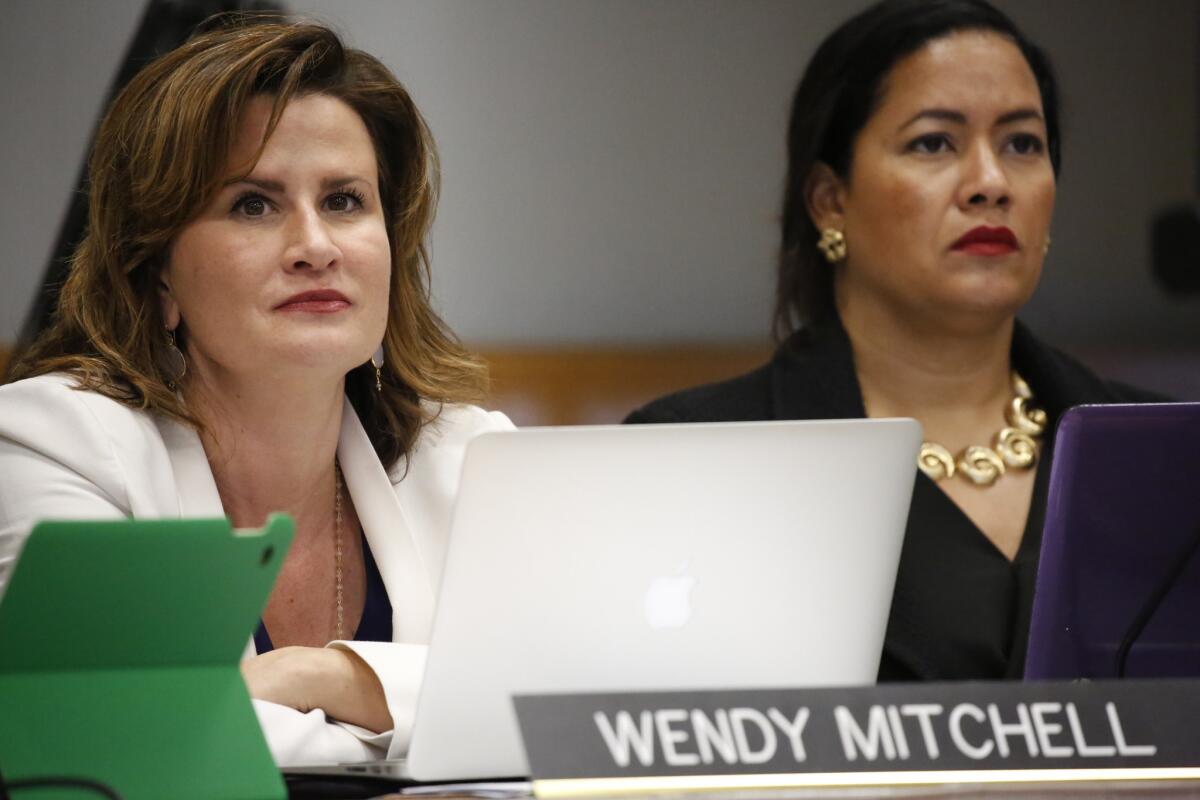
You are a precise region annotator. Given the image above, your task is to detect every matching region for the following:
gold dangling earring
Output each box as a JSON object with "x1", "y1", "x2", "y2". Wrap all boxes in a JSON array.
[
  {"x1": 817, "y1": 228, "x2": 847, "y2": 263},
  {"x1": 162, "y1": 328, "x2": 187, "y2": 390},
  {"x1": 1043, "y1": 235, "x2": 1052, "y2": 255},
  {"x1": 370, "y1": 345, "x2": 384, "y2": 393}
]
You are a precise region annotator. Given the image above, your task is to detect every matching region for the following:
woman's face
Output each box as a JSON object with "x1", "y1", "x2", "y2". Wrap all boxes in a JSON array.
[
  {"x1": 816, "y1": 31, "x2": 1056, "y2": 330},
  {"x1": 161, "y1": 93, "x2": 391, "y2": 383}
]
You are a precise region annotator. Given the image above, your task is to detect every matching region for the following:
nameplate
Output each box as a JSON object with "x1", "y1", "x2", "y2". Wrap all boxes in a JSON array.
[{"x1": 513, "y1": 680, "x2": 1200, "y2": 794}]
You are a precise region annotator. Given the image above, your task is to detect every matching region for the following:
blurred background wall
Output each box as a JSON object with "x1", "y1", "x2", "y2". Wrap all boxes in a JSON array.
[{"x1": 2, "y1": 0, "x2": 1197, "y2": 424}]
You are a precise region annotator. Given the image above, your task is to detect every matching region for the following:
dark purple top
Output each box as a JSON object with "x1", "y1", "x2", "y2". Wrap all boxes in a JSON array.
[{"x1": 254, "y1": 530, "x2": 393, "y2": 653}]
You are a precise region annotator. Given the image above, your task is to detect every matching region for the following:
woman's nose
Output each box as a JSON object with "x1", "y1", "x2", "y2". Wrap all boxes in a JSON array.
[
  {"x1": 959, "y1": 142, "x2": 1011, "y2": 209},
  {"x1": 284, "y1": 209, "x2": 341, "y2": 271}
]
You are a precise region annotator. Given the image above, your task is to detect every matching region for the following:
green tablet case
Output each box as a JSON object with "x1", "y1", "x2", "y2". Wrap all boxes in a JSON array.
[{"x1": 0, "y1": 515, "x2": 294, "y2": 800}]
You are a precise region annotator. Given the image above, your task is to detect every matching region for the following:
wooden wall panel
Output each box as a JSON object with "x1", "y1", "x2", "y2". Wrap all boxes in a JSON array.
[{"x1": 0, "y1": 343, "x2": 774, "y2": 427}]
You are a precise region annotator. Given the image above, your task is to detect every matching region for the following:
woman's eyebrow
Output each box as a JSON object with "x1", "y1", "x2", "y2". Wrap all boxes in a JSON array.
[
  {"x1": 224, "y1": 176, "x2": 284, "y2": 192},
  {"x1": 995, "y1": 108, "x2": 1044, "y2": 126},
  {"x1": 321, "y1": 175, "x2": 371, "y2": 190},
  {"x1": 897, "y1": 108, "x2": 967, "y2": 132},
  {"x1": 221, "y1": 175, "x2": 371, "y2": 191},
  {"x1": 897, "y1": 106, "x2": 1044, "y2": 132}
]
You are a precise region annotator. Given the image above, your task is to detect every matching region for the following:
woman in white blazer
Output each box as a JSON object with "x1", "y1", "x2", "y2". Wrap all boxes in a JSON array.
[{"x1": 0, "y1": 19, "x2": 511, "y2": 765}]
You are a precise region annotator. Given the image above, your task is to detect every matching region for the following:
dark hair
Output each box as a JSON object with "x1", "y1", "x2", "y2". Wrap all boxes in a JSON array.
[
  {"x1": 774, "y1": 0, "x2": 1061, "y2": 337},
  {"x1": 9, "y1": 16, "x2": 487, "y2": 468}
]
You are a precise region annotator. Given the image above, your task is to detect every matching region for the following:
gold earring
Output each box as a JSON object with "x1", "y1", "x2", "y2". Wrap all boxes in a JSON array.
[
  {"x1": 817, "y1": 228, "x2": 847, "y2": 263},
  {"x1": 162, "y1": 328, "x2": 187, "y2": 390},
  {"x1": 1043, "y1": 236, "x2": 1052, "y2": 255}
]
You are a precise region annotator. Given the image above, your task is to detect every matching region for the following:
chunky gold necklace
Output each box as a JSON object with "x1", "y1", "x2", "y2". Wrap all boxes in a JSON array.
[{"x1": 918, "y1": 372, "x2": 1046, "y2": 487}]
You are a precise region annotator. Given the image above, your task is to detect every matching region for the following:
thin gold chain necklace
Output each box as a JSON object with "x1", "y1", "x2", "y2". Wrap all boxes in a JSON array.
[
  {"x1": 917, "y1": 372, "x2": 1046, "y2": 487},
  {"x1": 334, "y1": 461, "x2": 344, "y2": 640}
]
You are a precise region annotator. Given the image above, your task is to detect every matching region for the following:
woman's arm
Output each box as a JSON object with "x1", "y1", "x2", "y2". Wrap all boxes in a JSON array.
[
  {"x1": 251, "y1": 698, "x2": 386, "y2": 766},
  {"x1": 241, "y1": 645, "x2": 393, "y2": 732},
  {"x1": 243, "y1": 640, "x2": 430, "y2": 760}
]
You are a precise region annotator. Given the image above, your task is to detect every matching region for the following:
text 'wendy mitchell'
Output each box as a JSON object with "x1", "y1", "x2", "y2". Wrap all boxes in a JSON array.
[{"x1": 593, "y1": 702, "x2": 1156, "y2": 769}]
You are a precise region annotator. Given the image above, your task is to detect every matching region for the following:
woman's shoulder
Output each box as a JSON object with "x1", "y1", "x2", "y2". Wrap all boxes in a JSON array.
[
  {"x1": 0, "y1": 372, "x2": 160, "y2": 440},
  {"x1": 385, "y1": 403, "x2": 514, "y2": 483},
  {"x1": 625, "y1": 361, "x2": 777, "y2": 424},
  {"x1": 0, "y1": 373, "x2": 174, "y2": 528},
  {"x1": 0, "y1": 371, "x2": 84, "y2": 401},
  {"x1": 416, "y1": 403, "x2": 515, "y2": 447},
  {"x1": 624, "y1": 322, "x2": 857, "y2": 425},
  {"x1": 1014, "y1": 323, "x2": 1174, "y2": 407}
]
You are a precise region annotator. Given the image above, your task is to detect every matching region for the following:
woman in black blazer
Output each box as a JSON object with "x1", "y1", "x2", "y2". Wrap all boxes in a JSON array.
[{"x1": 628, "y1": 0, "x2": 1159, "y2": 681}]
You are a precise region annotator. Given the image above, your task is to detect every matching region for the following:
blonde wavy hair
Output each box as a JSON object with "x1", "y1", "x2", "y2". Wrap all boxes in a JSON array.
[{"x1": 8, "y1": 16, "x2": 487, "y2": 467}]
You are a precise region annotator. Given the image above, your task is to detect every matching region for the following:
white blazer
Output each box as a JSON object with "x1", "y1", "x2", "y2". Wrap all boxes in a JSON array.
[{"x1": 0, "y1": 373, "x2": 513, "y2": 764}]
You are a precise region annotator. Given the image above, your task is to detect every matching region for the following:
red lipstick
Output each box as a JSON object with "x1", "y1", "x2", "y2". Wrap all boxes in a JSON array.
[
  {"x1": 951, "y1": 226, "x2": 1018, "y2": 256},
  {"x1": 275, "y1": 289, "x2": 350, "y2": 313}
]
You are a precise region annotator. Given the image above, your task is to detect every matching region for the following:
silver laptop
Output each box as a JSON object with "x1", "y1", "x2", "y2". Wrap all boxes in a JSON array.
[{"x1": 290, "y1": 418, "x2": 921, "y2": 783}]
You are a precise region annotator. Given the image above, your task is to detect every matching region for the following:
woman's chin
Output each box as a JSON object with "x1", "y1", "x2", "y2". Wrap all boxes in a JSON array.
[
  {"x1": 936, "y1": 272, "x2": 1038, "y2": 321},
  {"x1": 255, "y1": 341, "x2": 373, "y2": 378}
]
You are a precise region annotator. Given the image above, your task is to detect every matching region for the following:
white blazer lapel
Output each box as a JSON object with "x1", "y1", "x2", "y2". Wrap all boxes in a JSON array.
[
  {"x1": 336, "y1": 398, "x2": 435, "y2": 643},
  {"x1": 155, "y1": 416, "x2": 225, "y2": 518},
  {"x1": 156, "y1": 415, "x2": 256, "y2": 657}
]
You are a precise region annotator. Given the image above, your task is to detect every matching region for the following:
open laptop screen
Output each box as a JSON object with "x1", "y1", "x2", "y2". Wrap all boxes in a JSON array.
[
  {"x1": 405, "y1": 418, "x2": 921, "y2": 781},
  {"x1": 1025, "y1": 403, "x2": 1200, "y2": 680}
]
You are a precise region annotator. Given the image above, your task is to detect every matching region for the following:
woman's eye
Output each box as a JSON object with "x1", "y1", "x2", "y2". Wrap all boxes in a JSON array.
[
  {"x1": 326, "y1": 191, "x2": 364, "y2": 212},
  {"x1": 1008, "y1": 133, "x2": 1045, "y2": 156},
  {"x1": 909, "y1": 134, "x2": 952, "y2": 155},
  {"x1": 233, "y1": 193, "x2": 270, "y2": 217}
]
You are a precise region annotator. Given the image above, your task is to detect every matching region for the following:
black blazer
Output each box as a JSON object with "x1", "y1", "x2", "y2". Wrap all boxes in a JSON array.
[{"x1": 626, "y1": 318, "x2": 1161, "y2": 681}]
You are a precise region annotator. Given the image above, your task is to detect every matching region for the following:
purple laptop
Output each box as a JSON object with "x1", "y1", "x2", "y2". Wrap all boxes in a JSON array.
[{"x1": 1025, "y1": 403, "x2": 1200, "y2": 680}]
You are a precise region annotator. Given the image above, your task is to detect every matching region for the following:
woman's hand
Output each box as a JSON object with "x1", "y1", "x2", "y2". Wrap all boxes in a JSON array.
[{"x1": 241, "y1": 646, "x2": 394, "y2": 734}]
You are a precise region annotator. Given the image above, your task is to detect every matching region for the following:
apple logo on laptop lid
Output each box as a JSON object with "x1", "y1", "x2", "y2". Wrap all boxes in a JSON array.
[{"x1": 644, "y1": 562, "x2": 695, "y2": 629}]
